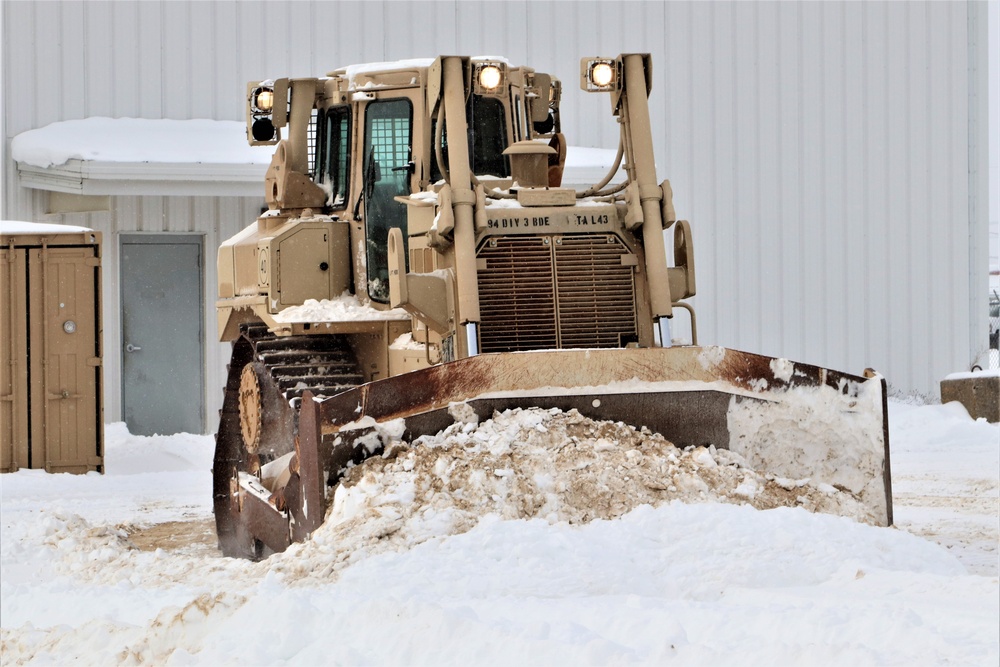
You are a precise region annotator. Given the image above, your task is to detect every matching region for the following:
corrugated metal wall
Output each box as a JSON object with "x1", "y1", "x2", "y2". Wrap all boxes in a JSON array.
[{"x1": 2, "y1": 1, "x2": 991, "y2": 430}]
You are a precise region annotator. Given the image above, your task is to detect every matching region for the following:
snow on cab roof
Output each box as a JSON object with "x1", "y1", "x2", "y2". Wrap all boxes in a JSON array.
[
  {"x1": 332, "y1": 58, "x2": 436, "y2": 87},
  {"x1": 331, "y1": 56, "x2": 513, "y2": 88}
]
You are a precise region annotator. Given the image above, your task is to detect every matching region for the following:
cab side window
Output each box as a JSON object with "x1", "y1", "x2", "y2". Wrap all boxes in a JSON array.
[
  {"x1": 430, "y1": 94, "x2": 510, "y2": 183},
  {"x1": 318, "y1": 107, "x2": 351, "y2": 209}
]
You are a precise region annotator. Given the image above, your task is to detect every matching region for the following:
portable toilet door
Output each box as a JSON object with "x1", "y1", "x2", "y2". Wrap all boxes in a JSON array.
[{"x1": 1, "y1": 222, "x2": 104, "y2": 473}]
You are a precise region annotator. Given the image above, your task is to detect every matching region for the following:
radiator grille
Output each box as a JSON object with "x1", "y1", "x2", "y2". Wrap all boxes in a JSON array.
[{"x1": 478, "y1": 235, "x2": 638, "y2": 353}]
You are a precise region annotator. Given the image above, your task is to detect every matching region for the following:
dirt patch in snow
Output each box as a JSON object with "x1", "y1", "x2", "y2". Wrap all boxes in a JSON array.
[
  {"x1": 126, "y1": 519, "x2": 218, "y2": 554},
  {"x1": 274, "y1": 407, "x2": 874, "y2": 582}
]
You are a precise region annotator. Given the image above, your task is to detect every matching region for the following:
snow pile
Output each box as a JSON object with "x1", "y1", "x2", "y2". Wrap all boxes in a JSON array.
[
  {"x1": 945, "y1": 368, "x2": 1000, "y2": 380},
  {"x1": 728, "y1": 378, "x2": 889, "y2": 522},
  {"x1": 272, "y1": 293, "x2": 409, "y2": 323},
  {"x1": 103, "y1": 422, "x2": 213, "y2": 475},
  {"x1": 274, "y1": 407, "x2": 875, "y2": 583}
]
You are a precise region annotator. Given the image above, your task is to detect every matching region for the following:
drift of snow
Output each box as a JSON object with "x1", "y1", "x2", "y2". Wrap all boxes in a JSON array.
[
  {"x1": 945, "y1": 368, "x2": 1000, "y2": 380},
  {"x1": 1, "y1": 401, "x2": 997, "y2": 665}
]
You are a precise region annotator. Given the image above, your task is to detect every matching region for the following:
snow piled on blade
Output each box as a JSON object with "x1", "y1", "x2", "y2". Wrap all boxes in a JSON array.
[
  {"x1": 727, "y1": 378, "x2": 889, "y2": 523},
  {"x1": 275, "y1": 407, "x2": 877, "y2": 582}
]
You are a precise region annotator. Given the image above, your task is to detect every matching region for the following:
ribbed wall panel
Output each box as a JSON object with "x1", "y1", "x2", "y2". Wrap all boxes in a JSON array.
[{"x1": 1, "y1": 1, "x2": 991, "y2": 425}]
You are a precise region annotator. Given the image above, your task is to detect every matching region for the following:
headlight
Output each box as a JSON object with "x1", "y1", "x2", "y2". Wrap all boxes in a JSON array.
[
  {"x1": 580, "y1": 58, "x2": 619, "y2": 92},
  {"x1": 474, "y1": 62, "x2": 505, "y2": 95},
  {"x1": 479, "y1": 65, "x2": 501, "y2": 90},
  {"x1": 251, "y1": 85, "x2": 275, "y2": 113},
  {"x1": 590, "y1": 62, "x2": 614, "y2": 87},
  {"x1": 255, "y1": 89, "x2": 273, "y2": 113}
]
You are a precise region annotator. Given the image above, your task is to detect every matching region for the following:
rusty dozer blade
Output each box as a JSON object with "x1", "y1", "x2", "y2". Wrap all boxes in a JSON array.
[{"x1": 225, "y1": 346, "x2": 892, "y2": 556}]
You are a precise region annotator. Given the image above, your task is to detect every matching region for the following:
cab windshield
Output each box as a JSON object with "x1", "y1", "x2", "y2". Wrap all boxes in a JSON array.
[{"x1": 431, "y1": 94, "x2": 510, "y2": 182}]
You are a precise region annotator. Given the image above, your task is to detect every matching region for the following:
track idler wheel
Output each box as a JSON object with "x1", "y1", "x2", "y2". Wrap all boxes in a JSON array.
[
  {"x1": 214, "y1": 359, "x2": 269, "y2": 560},
  {"x1": 239, "y1": 363, "x2": 263, "y2": 459},
  {"x1": 214, "y1": 329, "x2": 362, "y2": 558}
]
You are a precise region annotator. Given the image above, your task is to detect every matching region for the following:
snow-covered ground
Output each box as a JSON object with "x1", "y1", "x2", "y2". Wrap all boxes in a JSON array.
[{"x1": 1, "y1": 400, "x2": 997, "y2": 665}]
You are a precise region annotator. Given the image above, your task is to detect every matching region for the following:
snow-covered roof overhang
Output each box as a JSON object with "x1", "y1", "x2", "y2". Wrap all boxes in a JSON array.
[
  {"x1": 13, "y1": 118, "x2": 273, "y2": 197},
  {"x1": 16, "y1": 159, "x2": 268, "y2": 197},
  {"x1": 13, "y1": 117, "x2": 623, "y2": 198}
]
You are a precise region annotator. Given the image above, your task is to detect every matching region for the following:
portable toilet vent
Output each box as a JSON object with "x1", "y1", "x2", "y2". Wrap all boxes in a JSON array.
[{"x1": 1, "y1": 222, "x2": 103, "y2": 473}]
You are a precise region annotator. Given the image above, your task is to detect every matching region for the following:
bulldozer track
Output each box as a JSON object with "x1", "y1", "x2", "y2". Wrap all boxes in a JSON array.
[{"x1": 212, "y1": 322, "x2": 363, "y2": 558}]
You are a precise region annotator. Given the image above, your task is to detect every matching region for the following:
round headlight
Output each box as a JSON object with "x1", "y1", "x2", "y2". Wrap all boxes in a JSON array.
[
  {"x1": 590, "y1": 62, "x2": 614, "y2": 88},
  {"x1": 478, "y1": 65, "x2": 502, "y2": 91},
  {"x1": 255, "y1": 89, "x2": 274, "y2": 112}
]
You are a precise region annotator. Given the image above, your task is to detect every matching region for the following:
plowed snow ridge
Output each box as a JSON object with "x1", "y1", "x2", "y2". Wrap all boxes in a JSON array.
[{"x1": 278, "y1": 407, "x2": 875, "y2": 582}]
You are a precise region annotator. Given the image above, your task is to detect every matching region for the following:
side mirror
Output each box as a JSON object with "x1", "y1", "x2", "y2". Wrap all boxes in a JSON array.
[{"x1": 529, "y1": 73, "x2": 552, "y2": 123}]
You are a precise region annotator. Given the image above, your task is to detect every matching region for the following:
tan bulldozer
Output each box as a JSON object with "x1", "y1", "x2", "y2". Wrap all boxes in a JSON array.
[{"x1": 214, "y1": 54, "x2": 892, "y2": 559}]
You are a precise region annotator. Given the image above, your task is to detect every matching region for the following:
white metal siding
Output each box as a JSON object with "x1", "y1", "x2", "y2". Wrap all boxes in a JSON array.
[{"x1": 2, "y1": 1, "x2": 991, "y2": 431}]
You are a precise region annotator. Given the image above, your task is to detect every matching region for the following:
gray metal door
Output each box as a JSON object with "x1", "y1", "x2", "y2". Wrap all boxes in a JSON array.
[{"x1": 120, "y1": 235, "x2": 204, "y2": 435}]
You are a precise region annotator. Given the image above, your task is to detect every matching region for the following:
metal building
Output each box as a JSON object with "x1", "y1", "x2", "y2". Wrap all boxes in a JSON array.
[{"x1": 1, "y1": 0, "x2": 991, "y2": 435}]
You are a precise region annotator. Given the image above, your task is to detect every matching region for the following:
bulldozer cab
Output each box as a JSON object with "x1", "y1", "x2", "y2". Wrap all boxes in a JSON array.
[{"x1": 245, "y1": 58, "x2": 561, "y2": 307}]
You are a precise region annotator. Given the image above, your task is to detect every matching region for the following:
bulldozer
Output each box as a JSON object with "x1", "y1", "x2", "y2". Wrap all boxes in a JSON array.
[{"x1": 214, "y1": 54, "x2": 892, "y2": 559}]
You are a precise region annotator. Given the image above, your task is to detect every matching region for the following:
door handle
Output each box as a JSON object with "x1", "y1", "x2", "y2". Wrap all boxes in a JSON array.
[{"x1": 125, "y1": 343, "x2": 142, "y2": 353}]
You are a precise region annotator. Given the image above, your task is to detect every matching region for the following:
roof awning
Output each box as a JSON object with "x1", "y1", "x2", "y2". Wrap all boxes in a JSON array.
[
  {"x1": 17, "y1": 159, "x2": 268, "y2": 197},
  {"x1": 13, "y1": 118, "x2": 273, "y2": 197},
  {"x1": 13, "y1": 117, "x2": 622, "y2": 198}
]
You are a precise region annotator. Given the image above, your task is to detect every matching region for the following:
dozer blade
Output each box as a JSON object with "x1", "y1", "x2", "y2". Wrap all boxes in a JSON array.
[{"x1": 228, "y1": 346, "x2": 892, "y2": 557}]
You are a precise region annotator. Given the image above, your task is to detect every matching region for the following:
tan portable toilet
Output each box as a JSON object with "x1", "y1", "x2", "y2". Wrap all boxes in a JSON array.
[{"x1": 1, "y1": 221, "x2": 103, "y2": 473}]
